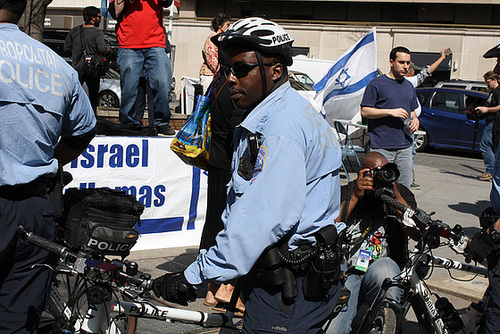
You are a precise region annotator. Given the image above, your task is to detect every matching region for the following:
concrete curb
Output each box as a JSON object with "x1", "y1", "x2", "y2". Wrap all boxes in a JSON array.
[{"x1": 425, "y1": 270, "x2": 488, "y2": 302}]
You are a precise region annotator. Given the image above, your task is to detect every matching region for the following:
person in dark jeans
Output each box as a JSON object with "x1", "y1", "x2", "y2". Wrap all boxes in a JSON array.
[
  {"x1": 477, "y1": 71, "x2": 500, "y2": 181},
  {"x1": 133, "y1": 75, "x2": 155, "y2": 127},
  {"x1": 110, "y1": 0, "x2": 175, "y2": 136},
  {"x1": 64, "y1": 6, "x2": 111, "y2": 112}
]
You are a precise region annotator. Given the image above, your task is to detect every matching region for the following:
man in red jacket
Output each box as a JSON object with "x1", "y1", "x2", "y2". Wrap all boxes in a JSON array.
[{"x1": 110, "y1": 0, "x2": 175, "y2": 135}]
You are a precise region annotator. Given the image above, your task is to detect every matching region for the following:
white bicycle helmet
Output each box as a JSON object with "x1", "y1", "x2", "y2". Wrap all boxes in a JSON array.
[{"x1": 216, "y1": 17, "x2": 295, "y2": 66}]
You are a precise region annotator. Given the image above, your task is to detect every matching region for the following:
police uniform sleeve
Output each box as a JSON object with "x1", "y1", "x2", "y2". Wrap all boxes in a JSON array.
[
  {"x1": 185, "y1": 135, "x2": 307, "y2": 285},
  {"x1": 61, "y1": 78, "x2": 97, "y2": 142}
]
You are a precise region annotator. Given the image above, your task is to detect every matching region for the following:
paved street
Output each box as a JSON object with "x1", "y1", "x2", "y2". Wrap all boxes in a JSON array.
[{"x1": 126, "y1": 148, "x2": 491, "y2": 333}]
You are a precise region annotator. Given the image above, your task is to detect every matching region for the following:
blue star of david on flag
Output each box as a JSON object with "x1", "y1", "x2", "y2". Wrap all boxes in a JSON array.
[{"x1": 335, "y1": 68, "x2": 351, "y2": 88}]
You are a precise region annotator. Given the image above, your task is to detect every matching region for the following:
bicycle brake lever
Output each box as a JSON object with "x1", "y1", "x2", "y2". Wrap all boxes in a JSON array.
[
  {"x1": 449, "y1": 233, "x2": 470, "y2": 254},
  {"x1": 402, "y1": 209, "x2": 417, "y2": 228},
  {"x1": 121, "y1": 287, "x2": 142, "y2": 300}
]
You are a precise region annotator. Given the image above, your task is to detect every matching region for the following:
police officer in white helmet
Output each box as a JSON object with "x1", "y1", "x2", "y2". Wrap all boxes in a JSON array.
[{"x1": 153, "y1": 18, "x2": 345, "y2": 333}]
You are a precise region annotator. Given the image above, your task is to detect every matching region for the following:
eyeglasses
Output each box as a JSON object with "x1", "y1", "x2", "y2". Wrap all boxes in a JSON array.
[{"x1": 224, "y1": 62, "x2": 277, "y2": 78}]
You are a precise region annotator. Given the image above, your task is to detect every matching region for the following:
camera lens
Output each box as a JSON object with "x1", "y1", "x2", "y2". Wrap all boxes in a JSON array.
[
  {"x1": 382, "y1": 169, "x2": 395, "y2": 182},
  {"x1": 380, "y1": 163, "x2": 400, "y2": 183}
]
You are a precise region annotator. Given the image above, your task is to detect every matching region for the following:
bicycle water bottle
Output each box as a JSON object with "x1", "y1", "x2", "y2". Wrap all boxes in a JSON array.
[{"x1": 461, "y1": 301, "x2": 484, "y2": 333}]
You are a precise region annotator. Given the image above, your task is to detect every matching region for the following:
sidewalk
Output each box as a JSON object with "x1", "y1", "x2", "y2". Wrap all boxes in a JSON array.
[{"x1": 127, "y1": 160, "x2": 491, "y2": 332}]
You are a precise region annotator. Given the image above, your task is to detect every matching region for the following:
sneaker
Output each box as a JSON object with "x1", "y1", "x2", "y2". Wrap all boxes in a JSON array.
[
  {"x1": 157, "y1": 124, "x2": 175, "y2": 136},
  {"x1": 478, "y1": 172, "x2": 493, "y2": 181},
  {"x1": 410, "y1": 182, "x2": 421, "y2": 190}
]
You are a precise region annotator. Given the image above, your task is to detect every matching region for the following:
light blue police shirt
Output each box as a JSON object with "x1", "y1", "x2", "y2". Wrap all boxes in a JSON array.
[
  {"x1": 185, "y1": 81, "x2": 344, "y2": 285},
  {"x1": 0, "y1": 24, "x2": 96, "y2": 186}
]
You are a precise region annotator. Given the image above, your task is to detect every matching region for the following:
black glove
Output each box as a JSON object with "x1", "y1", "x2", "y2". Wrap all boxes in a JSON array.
[
  {"x1": 464, "y1": 229, "x2": 497, "y2": 263},
  {"x1": 152, "y1": 272, "x2": 197, "y2": 306}
]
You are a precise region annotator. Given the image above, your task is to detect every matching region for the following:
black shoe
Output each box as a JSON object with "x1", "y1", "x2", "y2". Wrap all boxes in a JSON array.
[{"x1": 157, "y1": 124, "x2": 175, "y2": 136}]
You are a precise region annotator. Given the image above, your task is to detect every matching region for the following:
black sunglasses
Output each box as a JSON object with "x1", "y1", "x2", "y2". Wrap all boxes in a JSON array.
[{"x1": 224, "y1": 62, "x2": 277, "y2": 78}]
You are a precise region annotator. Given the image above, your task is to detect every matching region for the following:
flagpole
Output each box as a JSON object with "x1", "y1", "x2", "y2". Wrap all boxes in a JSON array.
[{"x1": 167, "y1": 2, "x2": 174, "y2": 44}]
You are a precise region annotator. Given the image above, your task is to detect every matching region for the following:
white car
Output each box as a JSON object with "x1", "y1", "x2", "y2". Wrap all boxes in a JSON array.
[
  {"x1": 289, "y1": 76, "x2": 316, "y2": 104},
  {"x1": 289, "y1": 70, "x2": 315, "y2": 88},
  {"x1": 98, "y1": 68, "x2": 121, "y2": 109},
  {"x1": 97, "y1": 69, "x2": 176, "y2": 109}
]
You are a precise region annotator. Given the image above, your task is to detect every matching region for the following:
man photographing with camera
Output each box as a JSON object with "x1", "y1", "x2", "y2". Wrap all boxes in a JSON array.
[
  {"x1": 476, "y1": 71, "x2": 500, "y2": 181},
  {"x1": 326, "y1": 152, "x2": 418, "y2": 334}
]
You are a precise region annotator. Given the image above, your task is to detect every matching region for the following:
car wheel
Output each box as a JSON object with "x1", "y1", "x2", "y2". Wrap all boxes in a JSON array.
[
  {"x1": 98, "y1": 91, "x2": 120, "y2": 108},
  {"x1": 414, "y1": 129, "x2": 428, "y2": 152}
]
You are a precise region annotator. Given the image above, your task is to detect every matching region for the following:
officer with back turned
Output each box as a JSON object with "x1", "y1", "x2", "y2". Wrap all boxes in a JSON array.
[{"x1": 0, "y1": 1, "x2": 96, "y2": 332}]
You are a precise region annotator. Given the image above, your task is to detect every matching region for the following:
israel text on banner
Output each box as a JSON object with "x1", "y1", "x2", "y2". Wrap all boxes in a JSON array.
[
  {"x1": 65, "y1": 136, "x2": 207, "y2": 251},
  {"x1": 313, "y1": 27, "x2": 377, "y2": 125}
]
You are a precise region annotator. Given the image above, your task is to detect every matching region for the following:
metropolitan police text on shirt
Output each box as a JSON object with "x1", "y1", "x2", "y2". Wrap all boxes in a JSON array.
[{"x1": 0, "y1": 39, "x2": 64, "y2": 97}]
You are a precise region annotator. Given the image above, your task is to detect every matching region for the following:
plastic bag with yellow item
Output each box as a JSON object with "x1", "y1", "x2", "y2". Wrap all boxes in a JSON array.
[{"x1": 170, "y1": 94, "x2": 211, "y2": 170}]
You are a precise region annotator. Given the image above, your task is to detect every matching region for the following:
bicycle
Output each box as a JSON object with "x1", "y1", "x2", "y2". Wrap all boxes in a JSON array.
[
  {"x1": 351, "y1": 189, "x2": 488, "y2": 334},
  {"x1": 16, "y1": 225, "x2": 233, "y2": 334}
]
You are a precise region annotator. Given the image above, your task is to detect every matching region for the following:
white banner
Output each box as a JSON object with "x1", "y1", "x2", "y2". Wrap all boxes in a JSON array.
[{"x1": 64, "y1": 136, "x2": 207, "y2": 251}]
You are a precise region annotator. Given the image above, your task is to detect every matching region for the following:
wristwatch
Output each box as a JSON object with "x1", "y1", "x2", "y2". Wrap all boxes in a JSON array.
[{"x1": 489, "y1": 226, "x2": 500, "y2": 243}]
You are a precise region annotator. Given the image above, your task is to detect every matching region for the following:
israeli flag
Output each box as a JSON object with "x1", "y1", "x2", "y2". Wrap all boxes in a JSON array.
[{"x1": 313, "y1": 27, "x2": 377, "y2": 126}]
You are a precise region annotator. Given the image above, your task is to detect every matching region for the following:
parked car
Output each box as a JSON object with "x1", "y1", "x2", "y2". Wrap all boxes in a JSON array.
[
  {"x1": 98, "y1": 68, "x2": 121, "y2": 108},
  {"x1": 414, "y1": 87, "x2": 488, "y2": 152},
  {"x1": 98, "y1": 69, "x2": 177, "y2": 109},
  {"x1": 435, "y1": 79, "x2": 487, "y2": 92},
  {"x1": 290, "y1": 70, "x2": 315, "y2": 87},
  {"x1": 289, "y1": 76, "x2": 316, "y2": 103}
]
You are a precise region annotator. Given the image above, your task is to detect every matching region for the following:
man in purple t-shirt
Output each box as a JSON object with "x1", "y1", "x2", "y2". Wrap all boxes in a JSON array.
[{"x1": 360, "y1": 46, "x2": 419, "y2": 188}]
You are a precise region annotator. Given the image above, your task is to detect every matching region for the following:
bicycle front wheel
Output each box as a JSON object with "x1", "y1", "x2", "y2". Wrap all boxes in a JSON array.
[{"x1": 367, "y1": 307, "x2": 397, "y2": 334}]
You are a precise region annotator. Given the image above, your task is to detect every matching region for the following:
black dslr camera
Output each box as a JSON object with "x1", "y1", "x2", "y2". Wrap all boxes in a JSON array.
[
  {"x1": 466, "y1": 108, "x2": 485, "y2": 121},
  {"x1": 364, "y1": 163, "x2": 400, "y2": 188}
]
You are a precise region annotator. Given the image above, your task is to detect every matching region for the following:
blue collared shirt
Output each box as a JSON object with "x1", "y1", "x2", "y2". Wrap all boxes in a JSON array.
[
  {"x1": 0, "y1": 24, "x2": 96, "y2": 186},
  {"x1": 185, "y1": 81, "x2": 344, "y2": 285}
]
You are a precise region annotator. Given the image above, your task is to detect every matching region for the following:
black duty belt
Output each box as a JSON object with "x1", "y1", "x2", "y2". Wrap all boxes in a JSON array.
[{"x1": 0, "y1": 178, "x2": 52, "y2": 200}]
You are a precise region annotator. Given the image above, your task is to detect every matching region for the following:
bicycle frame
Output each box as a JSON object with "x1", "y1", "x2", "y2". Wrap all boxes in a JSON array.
[
  {"x1": 47, "y1": 281, "x2": 226, "y2": 333},
  {"x1": 356, "y1": 245, "x2": 488, "y2": 334},
  {"x1": 351, "y1": 192, "x2": 488, "y2": 334},
  {"x1": 18, "y1": 226, "x2": 228, "y2": 334}
]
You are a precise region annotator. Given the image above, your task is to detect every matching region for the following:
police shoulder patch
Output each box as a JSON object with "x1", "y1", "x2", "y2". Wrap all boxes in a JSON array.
[{"x1": 252, "y1": 146, "x2": 267, "y2": 180}]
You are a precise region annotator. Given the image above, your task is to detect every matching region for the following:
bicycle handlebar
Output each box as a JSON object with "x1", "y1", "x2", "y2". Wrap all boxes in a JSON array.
[
  {"x1": 17, "y1": 225, "x2": 78, "y2": 262},
  {"x1": 375, "y1": 190, "x2": 470, "y2": 253},
  {"x1": 17, "y1": 225, "x2": 153, "y2": 291}
]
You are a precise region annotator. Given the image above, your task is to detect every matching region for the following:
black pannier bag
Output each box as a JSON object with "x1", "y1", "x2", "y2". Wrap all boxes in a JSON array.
[{"x1": 63, "y1": 188, "x2": 144, "y2": 257}]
